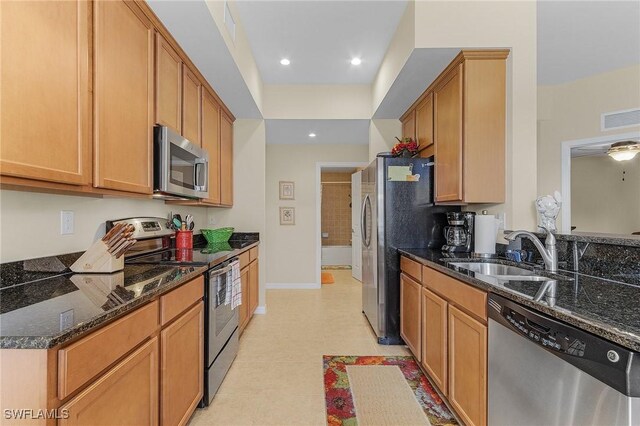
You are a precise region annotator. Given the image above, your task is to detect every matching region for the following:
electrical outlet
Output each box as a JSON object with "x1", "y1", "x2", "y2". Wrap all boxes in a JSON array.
[
  {"x1": 60, "y1": 309, "x2": 74, "y2": 331},
  {"x1": 496, "y1": 212, "x2": 507, "y2": 229},
  {"x1": 208, "y1": 216, "x2": 216, "y2": 226},
  {"x1": 60, "y1": 211, "x2": 74, "y2": 235}
]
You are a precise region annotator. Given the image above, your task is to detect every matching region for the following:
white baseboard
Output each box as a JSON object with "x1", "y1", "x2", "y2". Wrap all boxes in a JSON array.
[
  {"x1": 266, "y1": 282, "x2": 321, "y2": 290},
  {"x1": 253, "y1": 306, "x2": 267, "y2": 315}
]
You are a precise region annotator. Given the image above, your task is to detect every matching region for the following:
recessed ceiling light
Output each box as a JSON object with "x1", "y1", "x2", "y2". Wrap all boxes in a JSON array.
[
  {"x1": 350, "y1": 58, "x2": 362, "y2": 66},
  {"x1": 308, "y1": 133, "x2": 316, "y2": 138},
  {"x1": 280, "y1": 58, "x2": 290, "y2": 66}
]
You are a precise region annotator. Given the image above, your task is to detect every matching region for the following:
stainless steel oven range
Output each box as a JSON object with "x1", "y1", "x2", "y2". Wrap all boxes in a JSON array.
[{"x1": 109, "y1": 217, "x2": 240, "y2": 406}]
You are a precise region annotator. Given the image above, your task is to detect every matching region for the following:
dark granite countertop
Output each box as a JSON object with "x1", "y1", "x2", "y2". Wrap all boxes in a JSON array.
[
  {"x1": 0, "y1": 238, "x2": 259, "y2": 349},
  {"x1": 399, "y1": 248, "x2": 640, "y2": 352}
]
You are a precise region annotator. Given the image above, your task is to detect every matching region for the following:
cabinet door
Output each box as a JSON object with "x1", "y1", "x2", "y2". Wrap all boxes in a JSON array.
[
  {"x1": 201, "y1": 89, "x2": 221, "y2": 204},
  {"x1": 421, "y1": 288, "x2": 448, "y2": 395},
  {"x1": 239, "y1": 267, "x2": 249, "y2": 331},
  {"x1": 182, "y1": 65, "x2": 201, "y2": 145},
  {"x1": 249, "y1": 260, "x2": 259, "y2": 317},
  {"x1": 400, "y1": 273, "x2": 421, "y2": 360},
  {"x1": 401, "y1": 110, "x2": 416, "y2": 141},
  {"x1": 434, "y1": 64, "x2": 463, "y2": 202},
  {"x1": 161, "y1": 302, "x2": 204, "y2": 426},
  {"x1": 60, "y1": 337, "x2": 159, "y2": 426},
  {"x1": 94, "y1": 0, "x2": 154, "y2": 194},
  {"x1": 448, "y1": 305, "x2": 487, "y2": 426},
  {"x1": 0, "y1": 1, "x2": 90, "y2": 185},
  {"x1": 416, "y1": 93, "x2": 434, "y2": 154},
  {"x1": 155, "y1": 33, "x2": 182, "y2": 132},
  {"x1": 220, "y1": 112, "x2": 234, "y2": 206}
]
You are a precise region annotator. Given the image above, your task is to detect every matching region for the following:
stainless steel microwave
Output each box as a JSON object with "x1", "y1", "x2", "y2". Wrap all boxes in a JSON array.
[{"x1": 154, "y1": 126, "x2": 209, "y2": 199}]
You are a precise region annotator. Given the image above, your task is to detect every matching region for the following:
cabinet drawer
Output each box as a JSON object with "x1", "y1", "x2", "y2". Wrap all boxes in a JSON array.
[
  {"x1": 160, "y1": 275, "x2": 204, "y2": 326},
  {"x1": 422, "y1": 266, "x2": 486, "y2": 322},
  {"x1": 58, "y1": 300, "x2": 159, "y2": 399},
  {"x1": 239, "y1": 250, "x2": 250, "y2": 270},
  {"x1": 249, "y1": 246, "x2": 259, "y2": 262},
  {"x1": 400, "y1": 256, "x2": 422, "y2": 282}
]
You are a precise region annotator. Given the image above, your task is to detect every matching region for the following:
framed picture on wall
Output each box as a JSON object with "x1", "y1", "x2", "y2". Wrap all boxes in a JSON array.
[
  {"x1": 280, "y1": 207, "x2": 295, "y2": 225},
  {"x1": 279, "y1": 181, "x2": 295, "y2": 200}
]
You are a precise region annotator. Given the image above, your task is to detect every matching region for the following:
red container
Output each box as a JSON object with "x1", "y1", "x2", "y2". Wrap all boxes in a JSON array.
[
  {"x1": 175, "y1": 248, "x2": 193, "y2": 263},
  {"x1": 175, "y1": 230, "x2": 193, "y2": 250}
]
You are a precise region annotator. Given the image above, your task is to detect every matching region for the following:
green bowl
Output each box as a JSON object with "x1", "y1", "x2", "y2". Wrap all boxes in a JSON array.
[{"x1": 201, "y1": 227, "x2": 234, "y2": 244}]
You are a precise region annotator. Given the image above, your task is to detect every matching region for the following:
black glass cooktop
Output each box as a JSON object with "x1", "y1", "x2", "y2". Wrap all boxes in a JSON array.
[{"x1": 126, "y1": 241, "x2": 253, "y2": 266}]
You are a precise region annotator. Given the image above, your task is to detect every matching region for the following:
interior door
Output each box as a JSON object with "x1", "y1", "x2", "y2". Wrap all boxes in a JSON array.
[{"x1": 351, "y1": 171, "x2": 362, "y2": 281}]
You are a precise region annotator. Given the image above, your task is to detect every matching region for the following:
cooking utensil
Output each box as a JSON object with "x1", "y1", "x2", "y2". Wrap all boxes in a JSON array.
[{"x1": 172, "y1": 217, "x2": 182, "y2": 229}]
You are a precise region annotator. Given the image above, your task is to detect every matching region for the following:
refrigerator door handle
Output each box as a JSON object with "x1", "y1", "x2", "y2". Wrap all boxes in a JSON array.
[{"x1": 361, "y1": 194, "x2": 371, "y2": 248}]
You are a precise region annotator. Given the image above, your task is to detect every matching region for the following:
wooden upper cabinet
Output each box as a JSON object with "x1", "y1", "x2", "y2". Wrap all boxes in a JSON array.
[
  {"x1": 434, "y1": 63, "x2": 464, "y2": 202},
  {"x1": 401, "y1": 110, "x2": 416, "y2": 141},
  {"x1": 0, "y1": 1, "x2": 90, "y2": 185},
  {"x1": 422, "y1": 287, "x2": 448, "y2": 395},
  {"x1": 93, "y1": 0, "x2": 154, "y2": 194},
  {"x1": 448, "y1": 305, "x2": 487, "y2": 426},
  {"x1": 60, "y1": 337, "x2": 159, "y2": 426},
  {"x1": 201, "y1": 89, "x2": 221, "y2": 205},
  {"x1": 400, "y1": 273, "x2": 422, "y2": 360},
  {"x1": 182, "y1": 65, "x2": 201, "y2": 145},
  {"x1": 220, "y1": 111, "x2": 234, "y2": 206},
  {"x1": 161, "y1": 302, "x2": 204, "y2": 426},
  {"x1": 416, "y1": 93, "x2": 434, "y2": 156},
  {"x1": 155, "y1": 32, "x2": 182, "y2": 132}
]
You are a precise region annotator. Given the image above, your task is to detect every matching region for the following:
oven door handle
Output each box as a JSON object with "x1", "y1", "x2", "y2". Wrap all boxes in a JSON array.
[{"x1": 209, "y1": 264, "x2": 234, "y2": 278}]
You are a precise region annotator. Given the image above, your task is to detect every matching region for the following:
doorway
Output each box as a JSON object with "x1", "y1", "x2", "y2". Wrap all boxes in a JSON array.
[{"x1": 315, "y1": 162, "x2": 368, "y2": 286}]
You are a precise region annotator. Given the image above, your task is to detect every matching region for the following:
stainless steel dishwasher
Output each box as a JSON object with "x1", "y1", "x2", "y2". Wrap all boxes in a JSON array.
[{"x1": 488, "y1": 293, "x2": 640, "y2": 426}]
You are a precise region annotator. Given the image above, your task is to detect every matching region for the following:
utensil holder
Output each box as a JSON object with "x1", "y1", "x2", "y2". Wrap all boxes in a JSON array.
[{"x1": 176, "y1": 230, "x2": 193, "y2": 250}]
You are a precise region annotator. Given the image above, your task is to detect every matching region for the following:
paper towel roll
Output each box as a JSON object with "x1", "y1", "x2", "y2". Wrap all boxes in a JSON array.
[{"x1": 474, "y1": 214, "x2": 498, "y2": 254}]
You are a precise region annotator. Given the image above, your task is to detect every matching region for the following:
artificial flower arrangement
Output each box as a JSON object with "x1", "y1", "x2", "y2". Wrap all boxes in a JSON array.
[{"x1": 391, "y1": 137, "x2": 419, "y2": 157}]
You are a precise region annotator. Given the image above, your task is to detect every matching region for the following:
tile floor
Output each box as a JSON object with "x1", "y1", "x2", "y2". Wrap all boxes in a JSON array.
[{"x1": 189, "y1": 269, "x2": 411, "y2": 425}]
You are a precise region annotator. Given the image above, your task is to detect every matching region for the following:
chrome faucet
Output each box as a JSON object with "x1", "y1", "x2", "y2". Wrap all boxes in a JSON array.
[{"x1": 505, "y1": 228, "x2": 558, "y2": 272}]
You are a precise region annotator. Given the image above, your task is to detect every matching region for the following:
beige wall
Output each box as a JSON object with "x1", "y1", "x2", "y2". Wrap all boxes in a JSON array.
[
  {"x1": 0, "y1": 191, "x2": 208, "y2": 263},
  {"x1": 571, "y1": 155, "x2": 640, "y2": 235},
  {"x1": 371, "y1": 1, "x2": 415, "y2": 113},
  {"x1": 266, "y1": 144, "x2": 368, "y2": 284},
  {"x1": 321, "y1": 173, "x2": 352, "y2": 246},
  {"x1": 369, "y1": 119, "x2": 401, "y2": 161},
  {"x1": 206, "y1": 0, "x2": 264, "y2": 113},
  {"x1": 413, "y1": 0, "x2": 538, "y2": 231},
  {"x1": 209, "y1": 119, "x2": 267, "y2": 308},
  {"x1": 262, "y1": 85, "x2": 372, "y2": 119},
  {"x1": 537, "y1": 65, "x2": 640, "y2": 232}
]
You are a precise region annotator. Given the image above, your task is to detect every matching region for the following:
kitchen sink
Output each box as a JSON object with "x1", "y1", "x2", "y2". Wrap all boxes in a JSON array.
[{"x1": 449, "y1": 262, "x2": 537, "y2": 277}]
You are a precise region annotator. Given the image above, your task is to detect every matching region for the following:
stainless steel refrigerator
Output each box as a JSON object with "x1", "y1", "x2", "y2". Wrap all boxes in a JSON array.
[{"x1": 361, "y1": 155, "x2": 458, "y2": 344}]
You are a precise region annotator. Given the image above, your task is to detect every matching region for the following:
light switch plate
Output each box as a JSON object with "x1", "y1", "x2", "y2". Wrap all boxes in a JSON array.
[{"x1": 61, "y1": 211, "x2": 74, "y2": 235}]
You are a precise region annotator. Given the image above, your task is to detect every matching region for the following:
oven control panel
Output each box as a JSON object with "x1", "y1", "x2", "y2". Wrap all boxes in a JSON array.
[
  {"x1": 504, "y1": 308, "x2": 586, "y2": 357},
  {"x1": 106, "y1": 217, "x2": 174, "y2": 240}
]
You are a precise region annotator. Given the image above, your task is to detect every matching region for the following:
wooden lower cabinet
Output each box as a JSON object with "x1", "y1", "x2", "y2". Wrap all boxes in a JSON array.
[
  {"x1": 249, "y1": 260, "x2": 259, "y2": 316},
  {"x1": 239, "y1": 266, "x2": 250, "y2": 331},
  {"x1": 421, "y1": 288, "x2": 448, "y2": 395},
  {"x1": 448, "y1": 305, "x2": 487, "y2": 426},
  {"x1": 60, "y1": 337, "x2": 159, "y2": 426},
  {"x1": 161, "y1": 302, "x2": 204, "y2": 426},
  {"x1": 400, "y1": 273, "x2": 421, "y2": 360}
]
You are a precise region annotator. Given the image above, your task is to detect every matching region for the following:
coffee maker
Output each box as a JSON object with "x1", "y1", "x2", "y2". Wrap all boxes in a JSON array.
[{"x1": 442, "y1": 212, "x2": 475, "y2": 253}]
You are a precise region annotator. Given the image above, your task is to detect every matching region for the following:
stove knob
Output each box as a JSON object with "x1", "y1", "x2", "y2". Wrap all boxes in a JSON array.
[{"x1": 607, "y1": 350, "x2": 620, "y2": 363}]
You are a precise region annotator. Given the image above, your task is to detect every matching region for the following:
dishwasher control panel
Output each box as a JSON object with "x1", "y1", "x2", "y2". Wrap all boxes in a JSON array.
[{"x1": 503, "y1": 308, "x2": 586, "y2": 357}]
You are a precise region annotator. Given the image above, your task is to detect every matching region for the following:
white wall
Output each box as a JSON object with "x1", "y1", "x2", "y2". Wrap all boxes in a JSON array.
[
  {"x1": 209, "y1": 119, "x2": 267, "y2": 308},
  {"x1": 369, "y1": 119, "x2": 401, "y2": 161},
  {"x1": 571, "y1": 155, "x2": 640, "y2": 235},
  {"x1": 265, "y1": 144, "x2": 368, "y2": 285},
  {"x1": 0, "y1": 191, "x2": 208, "y2": 262}
]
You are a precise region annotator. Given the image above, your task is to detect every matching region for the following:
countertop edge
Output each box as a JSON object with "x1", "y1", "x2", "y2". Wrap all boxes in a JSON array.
[
  {"x1": 1, "y1": 242, "x2": 259, "y2": 350},
  {"x1": 398, "y1": 249, "x2": 640, "y2": 352}
]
